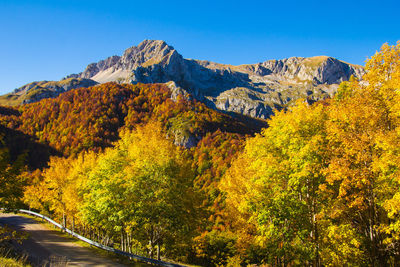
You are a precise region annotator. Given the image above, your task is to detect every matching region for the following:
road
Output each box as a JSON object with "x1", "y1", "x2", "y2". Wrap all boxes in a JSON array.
[{"x1": 0, "y1": 212, "x2": 143, "y2": 267}]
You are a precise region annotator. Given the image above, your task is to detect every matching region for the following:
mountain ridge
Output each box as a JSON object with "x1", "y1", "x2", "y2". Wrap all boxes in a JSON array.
[{"x1": 1, "y1": 40, "x2": 365, "y2": 118}]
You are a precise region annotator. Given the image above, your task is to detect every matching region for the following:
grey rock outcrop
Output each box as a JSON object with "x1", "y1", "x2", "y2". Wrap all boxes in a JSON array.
[
  {"x1": 165, "y1": 81, "x2": 191, "y2": 101},
  {"x1": 257, "y1": 56, "x2": 363, "y2": 84}
]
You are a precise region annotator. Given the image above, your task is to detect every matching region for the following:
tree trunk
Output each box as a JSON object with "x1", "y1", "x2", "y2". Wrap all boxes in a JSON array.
[
  {"x1": 121, "y1": 231, "x2": 124, "y2": 251},
  {"x1": 149, "y1": 239, "x2": 153, "y2": 258},
  {"x1": 128, "y1": 233, "x2": 132, "y2": 253},
  {"x1": 62, "y1": 212, "x2": 66, "y2": 232}
]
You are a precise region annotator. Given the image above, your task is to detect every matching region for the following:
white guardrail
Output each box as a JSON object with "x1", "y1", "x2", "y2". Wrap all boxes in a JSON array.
[{"x1": 2, "y1": 208, "x2": 186, "y2": 267}]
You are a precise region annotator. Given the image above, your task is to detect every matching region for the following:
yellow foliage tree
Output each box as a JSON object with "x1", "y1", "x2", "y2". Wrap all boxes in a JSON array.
[
  {"x1": 221, "y1": 101, "x2": 329, "y2": 265},
  {"x1": 322, "y1": 42, "x2": 400, "y2": 265},
  {"x1": 80, "y1": 121, "x2": 198, "y2": 260}
]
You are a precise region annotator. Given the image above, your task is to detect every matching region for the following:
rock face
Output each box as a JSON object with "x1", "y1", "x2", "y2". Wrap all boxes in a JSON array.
[
  {"x1": 3, "y1": 40, "x2": 365, "y2": 118},
  {"x1": 67, "y1": 40, "x2": 364, "y2": 118},
  {"x1": 68, "y1": 56, "x2": 121, "y2": 79}
]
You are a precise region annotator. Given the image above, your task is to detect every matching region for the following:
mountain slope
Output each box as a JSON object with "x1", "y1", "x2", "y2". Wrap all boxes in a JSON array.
[{"x1": 0, "y1": 78, "x2": 97, "y2": 106}]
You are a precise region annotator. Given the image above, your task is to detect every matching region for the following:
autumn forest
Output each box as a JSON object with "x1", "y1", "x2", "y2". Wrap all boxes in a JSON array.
[{"x1": 1, "y1": 43, "x2": 400, "y2": 266}]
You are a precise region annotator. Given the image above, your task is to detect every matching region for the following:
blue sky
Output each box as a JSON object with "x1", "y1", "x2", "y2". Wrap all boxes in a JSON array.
[{"x1": 0, "y1": 0, "x2": 399, "y2": 93}]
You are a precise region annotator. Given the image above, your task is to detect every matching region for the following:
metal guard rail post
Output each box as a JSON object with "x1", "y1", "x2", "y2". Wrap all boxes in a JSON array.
[{"x1": 1, "y1": 208, "x2": 186, "y2": 267}]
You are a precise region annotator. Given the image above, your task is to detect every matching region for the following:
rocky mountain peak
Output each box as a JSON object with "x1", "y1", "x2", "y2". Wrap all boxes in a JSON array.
[
  {"x1": 68, "y1": 40, "x2": 183, "y2": 83},
  {"x1": 120, "y1": 39, "x2": 177, "y2": 69}
]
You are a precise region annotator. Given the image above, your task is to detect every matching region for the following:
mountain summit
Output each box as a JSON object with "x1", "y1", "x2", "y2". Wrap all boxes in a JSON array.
[
  {"x1": 70, "y1": 40, "x2": 180, "y2": 83},
  {"x1": 2, "y1": 40, "x2": 364, "y2": 118}
]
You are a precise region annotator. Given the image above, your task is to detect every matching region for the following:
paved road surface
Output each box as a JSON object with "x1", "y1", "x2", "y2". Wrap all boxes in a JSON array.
[{"x1": 0, "y1": 212, "x2": 140, "y2": 266}]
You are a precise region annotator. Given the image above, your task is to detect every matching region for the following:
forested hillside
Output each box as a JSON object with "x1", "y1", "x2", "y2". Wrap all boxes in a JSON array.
[
  {"x1": 1, "y1": 42, "x2": 400, "y2": 266},
  {"x1": 0, "y1": 82, "x2": 257, "y2": 163}
]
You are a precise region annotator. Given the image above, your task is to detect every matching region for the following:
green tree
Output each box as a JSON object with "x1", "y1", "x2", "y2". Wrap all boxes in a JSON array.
[
  {"x1": 81, "y1": 122, "x2": 199, "y2": 260},
  {"x1": 0, "y1": 138, "x2": 26, "y2": 210}
]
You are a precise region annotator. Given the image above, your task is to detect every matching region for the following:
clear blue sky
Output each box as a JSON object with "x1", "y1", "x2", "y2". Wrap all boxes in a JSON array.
[{"x1": 1, "y1": 0, "x2": 399, "y2": 94}]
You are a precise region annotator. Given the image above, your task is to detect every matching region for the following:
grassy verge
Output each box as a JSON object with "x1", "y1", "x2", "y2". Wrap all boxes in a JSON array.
[
  {"x1": 0, "y1": 246, "x2": 31, "y2": 267},
  {"x1": 0, "y1": 222, "x2": 31, "y2": 267},
  {"x1": 0, "y1": 256, "x2": 31, "y2": 267}
]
